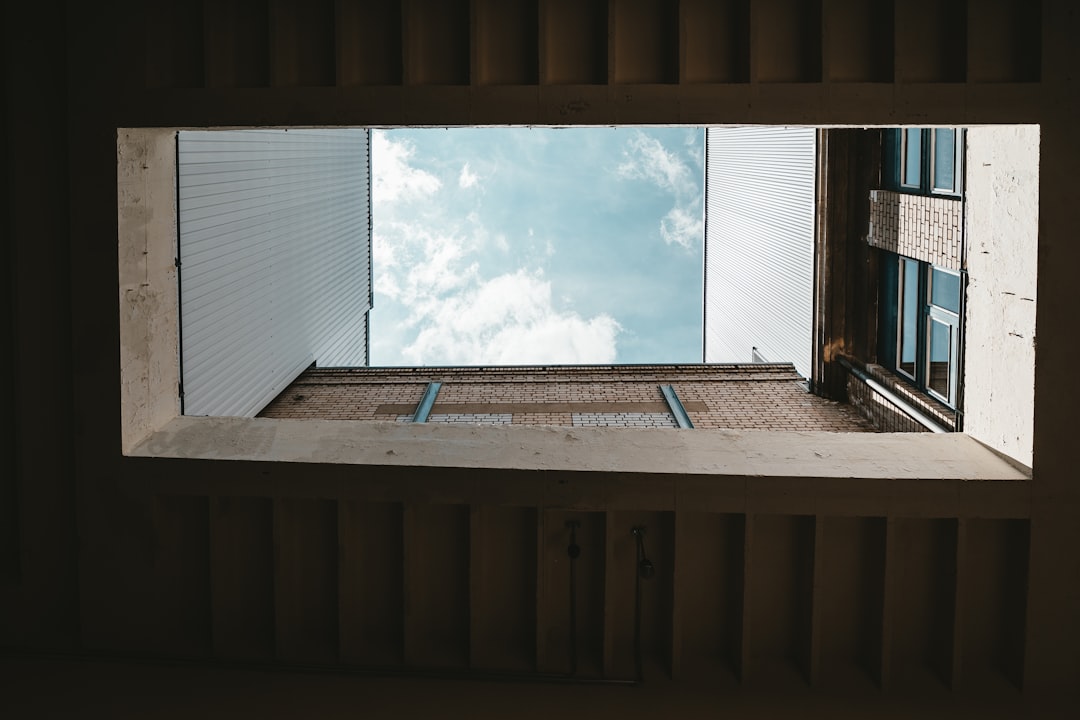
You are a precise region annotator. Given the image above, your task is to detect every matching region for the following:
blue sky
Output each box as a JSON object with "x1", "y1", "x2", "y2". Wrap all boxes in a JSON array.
[{"x1": 369, "y1": 127, "x2": 704, "y2": 366}]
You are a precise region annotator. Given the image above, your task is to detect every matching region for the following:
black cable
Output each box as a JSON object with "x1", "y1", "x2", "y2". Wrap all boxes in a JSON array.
[{"x1": 634, "y1": 543, "x2": 643, "y2": 682}]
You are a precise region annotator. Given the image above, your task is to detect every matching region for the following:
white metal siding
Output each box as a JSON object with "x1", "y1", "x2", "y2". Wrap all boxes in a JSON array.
[
  {"x1": 703, "y1": 127, "x2": 816, "y2": 378},
  {"x1": 178, "y1": 129, "x2": 371, "y2": 417}
]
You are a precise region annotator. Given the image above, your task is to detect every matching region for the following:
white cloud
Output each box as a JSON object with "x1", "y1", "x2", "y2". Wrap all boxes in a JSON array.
[
  {"x1": 373, "y1": 204, "x2": 619, "y2": 365},
  {"x1": 371, "y1": 131, "x2": 441, "y2": 204},
  {"x1": 660, "y1": 206, "x2": 704, "y2": 250},
  {"x1": 617, "y1": 132, "x2": 695, "y2": 196},
  {"x1": 400, "y1": 270, "x2": 621, "y2": 365},
  {"x1": 458, "y1": 162, "x2": 480, "y2": 189},
  {"x1": 616, "y1": 131, "x2": 703, "y2": 251}
]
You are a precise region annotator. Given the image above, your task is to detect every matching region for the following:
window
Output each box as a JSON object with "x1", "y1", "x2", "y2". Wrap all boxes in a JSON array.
[
  {"x1": 886, "y1": 128, "x2": 964, "y2": 197},
  {"x1": 880, "y1": 254, "x2": 963, "y2": 407}
]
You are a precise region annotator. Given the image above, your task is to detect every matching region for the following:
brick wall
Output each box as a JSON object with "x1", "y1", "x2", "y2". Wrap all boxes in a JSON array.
[
  {"x1": 845, "y1": 361, "x2": 957, "y2": 433},
  {"x1": 258, "y1": 364, "x2": 874, "y2": 432},
  {"x1": 868, "y1": 190, "x2": 962, "y2": 269}
]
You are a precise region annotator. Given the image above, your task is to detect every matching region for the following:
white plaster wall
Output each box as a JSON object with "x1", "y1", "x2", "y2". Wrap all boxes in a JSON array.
[{"x1": 963, "y1": 126, "x2": 1039, "y2": 467}]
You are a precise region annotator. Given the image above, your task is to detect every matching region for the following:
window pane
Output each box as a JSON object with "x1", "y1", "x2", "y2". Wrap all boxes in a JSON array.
[
  {"x1": 928, "y1": 319, "x2": 953, "y2": 400},
  {"x1": 899, "y1": 258, "x2": 919, "y2": 378},
  {"x1": 930, "y1": 267, "x2": 961, "y2": 313},
  {"x1": 903, "y1": 129, "x2": 922, "y2": 188},
  {"x1": 933, "y1": 129, "x2": 956, "y2": 192}
]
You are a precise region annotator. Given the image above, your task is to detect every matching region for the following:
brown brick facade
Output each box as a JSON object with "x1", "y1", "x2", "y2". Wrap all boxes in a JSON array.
[
  {"x1": 258, "y1": 365, "x2": 875, "y2": 432},
  {"x1": 868, "y1": 190, "x2": 963, "y2": 269}
]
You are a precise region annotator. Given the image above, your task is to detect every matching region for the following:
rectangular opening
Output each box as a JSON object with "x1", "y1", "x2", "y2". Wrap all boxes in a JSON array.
[{"x1": 118, "y1": 123, "x2": 1039, "y2": 476}]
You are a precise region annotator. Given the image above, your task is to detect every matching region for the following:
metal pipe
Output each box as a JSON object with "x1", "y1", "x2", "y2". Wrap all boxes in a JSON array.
[
  {"x1": 410, "y1": 382, "x2": 442, "y2": 423},
  {"x1": 838, "y1": 357, "x2": 948, "y2": 433}
]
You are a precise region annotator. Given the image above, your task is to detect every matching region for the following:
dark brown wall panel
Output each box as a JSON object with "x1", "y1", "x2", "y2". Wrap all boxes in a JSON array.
[
  {"x1": 674, "y1": 512, "x2": 744, "y2": 679},
  {"x1": 145, "y1": 1, "x2": 205, "y2": 88},
  {"x1": 753, "y1": 0, "x2": 822, "y2": 82},
  {"x1": 473, "y1": 0, "x2": 539, "y2": 85},
  {"x1": 822, "y1": 0, "x2": 893, "y2": 82},
  {"x1": 538, "y1": 510, "x2": 606, "y2": 675},
  {"x1": 967, "y1": 0, "x2": 1041, "y2": 82},
  {"x1": 269, "y1": 0, "x2": 336, "y2": 87},
  {"x1": 815, "y1": 516, "x2": 885, "y2": 684},
  {"x1": 274, "y1": 498, "x2": 339, "y2": 663},
  {"x1": 0, "y1": 23, "x2": 15, "y2": 583},
  {"x1": 0, "y1": 1, "x2": 78, "y2": 649},
  {"x1": 612, "y1": 0, "x2": 679, "y2": 84},
  {"x1": 203, "y1": 0, "x2": 270, "y2": 88},
  {"x1": 681, "y1": 0, "x2": 750, "y2": 83},
  {"x1": 888, "y1": 518, "x2": 958, "y2": 687},
  {"x1": 745, "y1": 515, "x2": 815, "y2": 681},
  {"x1": 470, "y1": 506, "x2": 537, "y2": 670},
  {"x1": 152, "y1": 495, "x2": 212, "y2": 656},
  {"x1": 541, "y1": 0, "x2": 609, "y2": 84},
  {"x1": 211, "y1": 497, "x2": 275, "y2": 659},
  {"x1": 604, "y1": 511, "x2": 674, "y2": 679},
  {"x1": 336, "y1": 0, "x2": 403, "y2": 85},
  {"x1": 403, "y1": 0, "x2": 471, "y2": 84},
  {"x1": 339, "y1": 501, "x2": 404, "y2": 665},
  {"x1": 895, "y1": 0, "x2": 967, "y2": 83},
  {"x1": 961, "y1": 519, "x2": 1029, "y2": 688},
  {"x1": 404, "y1": 504, "x2": 470, "y2": 667}
]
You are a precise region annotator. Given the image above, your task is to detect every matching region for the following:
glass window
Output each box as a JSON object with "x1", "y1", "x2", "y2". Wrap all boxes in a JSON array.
[
  {"x1": 927, "y1": 319, "x2": 953, "y2": 400},
  {"x1": 932, "y1": 129, "x2": 958, "y2": 194},
  {"x1": 930, "y1": 267, "x2": 961, "y2": 313},
  {"x1": 899, "y1": 258, "x2": 919, "y2": 378},
  {"x1": 902, "y1": 129, "x2": 922, "y2": 189}
]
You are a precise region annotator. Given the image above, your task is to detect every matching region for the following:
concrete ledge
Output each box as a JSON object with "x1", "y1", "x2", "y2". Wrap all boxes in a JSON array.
[{"x1": 132, "y1": 416, "x2": 1030, "y2": 482}]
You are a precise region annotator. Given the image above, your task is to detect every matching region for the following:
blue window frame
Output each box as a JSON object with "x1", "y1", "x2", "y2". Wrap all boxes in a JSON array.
[
  {"x1": 880, "y1": 254, "x2": 963, "y2": 408},
  {"x1": 885, "y1": 128, "x2": 964, "y2": 197}
]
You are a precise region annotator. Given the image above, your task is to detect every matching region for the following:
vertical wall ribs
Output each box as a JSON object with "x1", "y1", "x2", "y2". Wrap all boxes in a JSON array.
[
  {"x1": 181, "y1": 500, "x2": 1030, "y2": 690},
  {"x1": 148, "y1": 0, "x2": 1039, "y2": 91}
]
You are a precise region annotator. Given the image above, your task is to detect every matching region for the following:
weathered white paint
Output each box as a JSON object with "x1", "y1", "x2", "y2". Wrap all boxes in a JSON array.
[
  {"x1": 117, "y1": 128, "x2": 181, "y2": 454},
  {"x1": 178, "y1": 129, "x2": 371, "y2": 418},
  {"x1": 704, "y1": 127, "x2": 816, "y2": 378},
  {"x1": 132, "y1": 416, "x2": 1029, "y2": 481},
  {"x1": 963, "y1": 126, "x2": 1039, "y2": 468}
]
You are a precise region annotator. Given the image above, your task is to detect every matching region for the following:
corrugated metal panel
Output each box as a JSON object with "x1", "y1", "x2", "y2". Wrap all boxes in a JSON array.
[
  {"x1": 178, "y1": 129, "x2": 371, "y2": 417},
  {"x1": 703, "y1": 127, "x2": 816, "y2": 378}
]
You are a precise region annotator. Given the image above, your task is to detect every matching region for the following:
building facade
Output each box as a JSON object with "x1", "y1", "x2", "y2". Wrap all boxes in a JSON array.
[
  {"x1": 177, "y1": 128, "x2": 372, "y2": 417},
  {"x1": 259, "y1": 364, "x2": 872, "y2": 432},
  {"x1": 3, "y1": 2, "x2": 1076, "y2": 717},
  {"x1": 703, "y1": 126, "x2": 817, "y2": 378}
]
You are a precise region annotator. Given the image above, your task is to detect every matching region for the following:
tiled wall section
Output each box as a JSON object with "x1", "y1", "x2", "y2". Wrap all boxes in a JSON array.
[
  {"x1": 258, "y1": 365, "x2": 874, "y2": 432},
  {"x1": 572, "y1": 412, "x2": 678, "y2": 428},
  {"x1": 868, "y1": 190, "x2": 963, "y2": 270}
]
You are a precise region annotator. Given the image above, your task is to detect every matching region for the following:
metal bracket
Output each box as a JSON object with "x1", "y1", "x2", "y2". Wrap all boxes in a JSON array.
[
  {"x1": 659, "y1": 384, "x2": 694, "y2": 429},
  {"x1": 411, "y1": 382, "x2": 442, "y2": 423}
]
